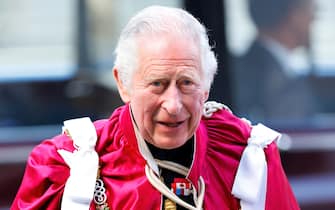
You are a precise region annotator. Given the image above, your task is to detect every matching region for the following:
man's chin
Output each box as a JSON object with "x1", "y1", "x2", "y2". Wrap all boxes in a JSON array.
[{"x1": 151, "y1": 137, "x2": 188, "y2": 150}]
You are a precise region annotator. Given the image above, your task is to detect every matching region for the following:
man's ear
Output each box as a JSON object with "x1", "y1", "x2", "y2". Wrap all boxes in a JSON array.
[
  {"x1": 203, "y1": 90, "x2": 209, "y2": 102},
  {"x1": 113, "y1": 68, "x2": 130, "y2": 103}
]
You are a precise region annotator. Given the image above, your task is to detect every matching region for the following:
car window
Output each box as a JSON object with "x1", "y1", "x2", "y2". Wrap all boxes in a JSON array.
[
  {"x1": 0, "y1": 0, "x2": 77, "y2": 82},
  {"x1": 225, "y1": 0, "x2": 335, "y2": 129},
  {"x1": 0, "y1": 0, "x2": 182, "y2": 129}
]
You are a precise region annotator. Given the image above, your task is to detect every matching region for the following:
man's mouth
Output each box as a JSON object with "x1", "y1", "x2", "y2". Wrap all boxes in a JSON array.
[{"x1": 158, "y1": 121, "x2": 184, "y2": 127}]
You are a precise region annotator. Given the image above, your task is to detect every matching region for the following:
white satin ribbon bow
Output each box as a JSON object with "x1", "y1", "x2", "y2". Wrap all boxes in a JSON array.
[
  {"x1": 232, "y1": 123, "x2": 281, "y2": 210},
  {"x1": 57, "y1": 117, "x2": 99, "y2": 210}
]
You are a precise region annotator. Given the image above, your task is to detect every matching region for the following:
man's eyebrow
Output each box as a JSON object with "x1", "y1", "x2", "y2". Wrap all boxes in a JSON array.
[{"x1": 143, "y1": 73, "x2": 168, "y2": 82}]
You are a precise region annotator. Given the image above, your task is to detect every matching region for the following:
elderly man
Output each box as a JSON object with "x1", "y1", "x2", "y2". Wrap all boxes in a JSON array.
[{"x1": 12, "y1": 5, "x2": 299, "y2": 210}]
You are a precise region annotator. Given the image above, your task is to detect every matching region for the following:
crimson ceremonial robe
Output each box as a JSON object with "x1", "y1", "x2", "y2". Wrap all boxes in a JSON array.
[{"x1": 11, "y1": 104, "x2": 300, "y2": 210}]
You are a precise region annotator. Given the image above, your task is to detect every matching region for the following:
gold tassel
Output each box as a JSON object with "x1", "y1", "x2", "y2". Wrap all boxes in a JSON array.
[{"x1": 164, "y1": 198, "x2": 177, "y2": 210}]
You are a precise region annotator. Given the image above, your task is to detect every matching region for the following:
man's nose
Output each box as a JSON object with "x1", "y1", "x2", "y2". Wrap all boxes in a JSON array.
[{"x1": 161, "y1": 85, "x2": 182, "y2": 116}]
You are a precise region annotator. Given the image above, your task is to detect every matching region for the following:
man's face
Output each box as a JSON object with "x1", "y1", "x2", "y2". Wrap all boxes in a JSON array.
[
  {"x1": 290, "y1": 0, "x2": 315, "y2": 48},
  {"x1": 125, "y1": 34, "x2": 208, "y2": 149}
]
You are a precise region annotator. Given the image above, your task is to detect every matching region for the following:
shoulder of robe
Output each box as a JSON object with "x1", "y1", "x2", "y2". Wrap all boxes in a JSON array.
[{"x1": 202, "y1": 101, "x2": 252, "y2": 144}]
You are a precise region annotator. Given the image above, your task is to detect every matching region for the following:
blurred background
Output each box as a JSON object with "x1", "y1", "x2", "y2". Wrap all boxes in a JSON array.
[{"x1": 1, "y1": 0, "x2": 335, "y2": 209}]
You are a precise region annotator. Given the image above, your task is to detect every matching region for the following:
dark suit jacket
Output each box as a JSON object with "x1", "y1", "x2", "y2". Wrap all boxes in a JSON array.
[{"x1": 230, "y1": 39, "x2": 316, "y2": 125}]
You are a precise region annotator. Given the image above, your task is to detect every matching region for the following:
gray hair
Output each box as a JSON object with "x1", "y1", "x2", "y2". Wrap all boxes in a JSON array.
[{"x1": 114, "y1": 5, "x2": 217, "y2": 91}]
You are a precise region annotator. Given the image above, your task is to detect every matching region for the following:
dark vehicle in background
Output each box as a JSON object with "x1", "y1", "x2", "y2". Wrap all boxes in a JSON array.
[{"x1": 1, "y1": 0, "x2": 335, "y2": 209}]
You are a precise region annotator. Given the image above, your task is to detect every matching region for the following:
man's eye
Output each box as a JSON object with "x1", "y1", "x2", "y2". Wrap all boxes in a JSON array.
[
  {"x1": 179, "y1": 79, "x2": 196, "y2": 93},
  {"x1": 182, "y1": 80, "x2": 192, "y2": 86},
  {"x1": 180, "y1": 79, "x2": 194, "y2": 87},
  {"x1": 152, "y1": 81, "x2": 162, "y2": 87},
  {"x1": 150, "y1": 80, "x2": 166, "y2": 93}
]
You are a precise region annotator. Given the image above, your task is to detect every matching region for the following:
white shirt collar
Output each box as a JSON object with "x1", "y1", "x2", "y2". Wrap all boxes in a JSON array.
[{"x1": 260, "y1": 36, "x2": 300, "y2": 78}]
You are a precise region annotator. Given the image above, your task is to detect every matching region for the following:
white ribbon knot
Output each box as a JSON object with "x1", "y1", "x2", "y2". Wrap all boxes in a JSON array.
[
  {"x1": 232, "y1": 123, "x2": 281, "y2": 210},
  {"x1": 57, "y1": 117, "x2": 99, "y2": 210}
]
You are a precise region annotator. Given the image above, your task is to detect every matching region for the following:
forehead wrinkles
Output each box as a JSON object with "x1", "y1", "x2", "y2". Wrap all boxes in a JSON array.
[{"x1": 141, "y1": 58, "x2": 200, "y2": 74}]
